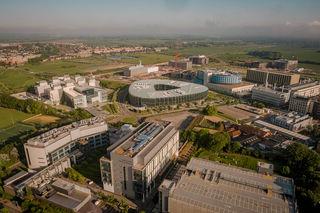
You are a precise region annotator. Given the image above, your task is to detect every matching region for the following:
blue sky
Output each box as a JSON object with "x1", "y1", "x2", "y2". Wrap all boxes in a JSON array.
[{"x1": 0, "y1": 0, "x2": 320, "y2": 38}]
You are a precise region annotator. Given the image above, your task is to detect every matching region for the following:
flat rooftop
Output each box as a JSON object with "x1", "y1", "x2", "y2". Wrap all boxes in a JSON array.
[
  {"x1": 254, "y1": 120, "x2": 310, "y2": 141},
  {"x1": 129, "y1": 79, "x2": 208, "y2": 99},
  {"x1": 27, "y1": 117, "x2": 106, "y2": 146},
  {"x1": 248, "y1": 69, "x2": 300, "y2": 76},
  {"x1": 169, "y1": 158, "x2": 296, "y2": 213},
  {"x1": 114, "y1": 121, "x2": 171, "y2": 157}
]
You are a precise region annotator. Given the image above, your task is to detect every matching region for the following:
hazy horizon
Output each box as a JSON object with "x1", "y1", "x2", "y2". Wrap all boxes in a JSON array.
[{"x1": 1, "y1": 0, "x2": 320, "y2": 39}]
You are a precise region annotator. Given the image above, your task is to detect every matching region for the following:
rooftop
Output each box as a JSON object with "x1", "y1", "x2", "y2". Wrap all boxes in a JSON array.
[
  {"x1": 168, "y1": 158, "x2": 296, "y2": 213},
  {"x1": 254, "y1": 120, "x2": 310, "y2": 142},
  {"x1": 27, "y1": 117, "x2": 106, "y2": 146},
  {"x1": 129, "y1": 79, "x2": 208, "y2": 99}
]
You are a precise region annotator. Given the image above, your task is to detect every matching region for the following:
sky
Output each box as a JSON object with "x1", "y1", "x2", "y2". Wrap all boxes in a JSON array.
[{"x1": 0, "y1": 0, "x2": 320, "y2": 39}]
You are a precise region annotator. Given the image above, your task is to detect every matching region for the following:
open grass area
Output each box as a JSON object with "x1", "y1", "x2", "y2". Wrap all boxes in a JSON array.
[
  {"x1": 23, "y1": 114, "x2": 60, "y2": 125},
  {"x1": 0, "y1": 107, "x2": 34, "y2": 129},
  {"x1": 122, "y1": 116, "x2": 138, "y2": 126},
  {"x1": 104, "y1": 103, "x2": 119, "y2": 114},
  {"x1": 111, "y1": 52, "x2": 173, "y2": 65},
  {"x1": 73, "y1": 147, "x2": 106, "y2": 184},
  {"x1": 195, "y1": 149, "x2": 263, "y2": 171}
]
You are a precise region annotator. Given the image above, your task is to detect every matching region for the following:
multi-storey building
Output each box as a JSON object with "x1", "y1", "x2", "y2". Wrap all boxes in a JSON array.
[
  {"x1": 159, "y1": 158, "x2": 297, "y2": 213},
  {"x1": 252, "y1": 86, "x2": 291, "y2": 106},
  {"x1": 267, "y1": 59, "x2": 298, "y2": 71},
  {"x1": 246, "y1": 69, "x2": 300, "y2": 86},
  {"x1": 24, "y1": 117, "x2": 108, "y2": 169},
  {"x1": 100, "y1": 121, "x2": 179, "y2": 202},
  {"x1": 124, "y1": 62, "x2": 159, "y2": 77},
  {"x1": 289, "y1": 95, "x2": 314, "y2": 114},
  {"x1": 269, "y1": 112, "x2": 313, "y2": 132}
]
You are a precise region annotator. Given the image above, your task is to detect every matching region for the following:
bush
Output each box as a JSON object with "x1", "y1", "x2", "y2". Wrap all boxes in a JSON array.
[{"x1": 202, "y1": 105, "x2": 217, "y2": 116}]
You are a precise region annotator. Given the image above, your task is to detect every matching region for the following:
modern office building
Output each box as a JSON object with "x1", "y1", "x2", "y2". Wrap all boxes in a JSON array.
[
  {"x1": 24, "y1": 117, "x2": 108, "y2": 169},
  {"x1": 246, "y1": 69, "x2": 300, "y2": 86},
  {"x1": 188, "y1": 55, "x2": 209, "y2": 65},
  {"x1": 128, "y1": 79, "x2": 208, "y2": 107},
  {"x1": 100, "y1": 121, "x2": 179, "y2": 202},
  {"x1": 168, "y1": 59, "x2": 192, "y2": 70},
  {"x1": 290, "y1": 81, "x2": 320, "y2": 97},
  {"x1": 124, "y1": 62, "x2": 159, "y2": 77},
  {"x1": 159, "y1": 158, "x2": 297, "y2": 213},
  {"x1": 269, "y1": 112, "x2": 313, "y2": 132},
  {"x1": 34, "y1": 75, "x2": 107, "y2": 108},
  {"x1": 252, "y1": 86, "x2": 291, "y2": 106}
]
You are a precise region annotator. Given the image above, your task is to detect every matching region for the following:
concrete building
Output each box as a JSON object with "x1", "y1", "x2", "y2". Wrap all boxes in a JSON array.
[
  {"x1": 189, "y1": 55, "x2": 209, "y2": 65},
  {"x1": 252, "y1": 86, "x2": 291, "y2": 106},
  {"x1": 124, "y1": 62, "x2": 159, "y2": 77},
  {"x1": 34, "y1": 75, "x2": 107, "y2": 108},
  {"x1": 35, "y1": 178, "x2": 92, "y2": 212},
  {"x1": 159, "y1": 158, "x2": 296, "y2": 213},
  {"x1": 268, "y1": 59, "x2": 298, "y2": 71},
  {"x1": 246, "y1": 69, "x2": 300, "y2": 86},
  {"x1": 4, "y1": 157, "x2": 71, "y2": 197},
  {"x1": 207, "y1": 82, "x2": 255, "y2": 97},
  {"x1": 100, "y1": 121, "x2": 179, "y2": 202},
  {"x1": 24, "y1": 117, "x2": 108, "y2": 169},
  {"x1": 290, "y1": 81, "x2": 320, "y2": 98},
  {"x1": 254, "y1": 120, "x2": 311, "y2": 144},
  {"x1": 196, "y1": 70, "x2": 255, "y2": 96},
  {"x1": 168, "y1": 59, "x2": 192, "y2": 70},
  {"x1": 269, "y1": 112, "x2": 313, "y2": 131}
]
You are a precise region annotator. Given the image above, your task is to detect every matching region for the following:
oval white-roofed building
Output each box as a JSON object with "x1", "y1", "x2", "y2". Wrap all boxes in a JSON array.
[{"x1": 128, "y1": 79, "x2": 208, "y2": 107}]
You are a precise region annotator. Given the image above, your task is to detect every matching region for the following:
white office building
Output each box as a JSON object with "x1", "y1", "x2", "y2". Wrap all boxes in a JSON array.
[
  {"x1": 100, "y1": 121, "x2": 179, "y2": 202},
  {"x1": 24, "y1": 117, "x2": 108, "y2": 169}
]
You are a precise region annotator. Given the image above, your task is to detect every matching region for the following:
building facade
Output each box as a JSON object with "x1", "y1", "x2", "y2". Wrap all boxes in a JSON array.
[
  {"x1": 24, "y1": 117, "x2": 108, "y2": 169},
  {"x1": 100, "y1": 122, "x2": 179, "y2": 202},
  {"x1": 246, "y1": 69, "x2": 300, "y2": 86},
  {"x1": 168, "y1": 59, "x2": 192, "y2": 70},
  {"x1": 252, "y1": 86, "x2": 291, "y2": 106}
]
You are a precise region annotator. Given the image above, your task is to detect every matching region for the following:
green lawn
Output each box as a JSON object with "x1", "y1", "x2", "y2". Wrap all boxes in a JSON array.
[
  {"x1": 0, "y1": 107, "x2": 34, "y2": 129},
  {"x1": 195, "y1": 149, "x2": 263, "y2": 171}
]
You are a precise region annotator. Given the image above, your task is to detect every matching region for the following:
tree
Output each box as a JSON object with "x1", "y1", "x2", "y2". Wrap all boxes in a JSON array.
[
  {"x1": 210, "y1": 132, "x2": 230, "y2": 152},
  {"x1": 281, "y1": 166, "x2": 290, "y2": 176},
  {"x1": 202, "y1": 105, "x2": 217, "y2": 115}
]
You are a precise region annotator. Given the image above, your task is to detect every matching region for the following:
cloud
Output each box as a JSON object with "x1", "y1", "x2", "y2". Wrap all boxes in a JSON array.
[
  {"x1": 308, "y1": 20, "x2": 320, "y2": 27},
  {"x1": 285, "y1": 21, "x2": 292, "y2": 26}
]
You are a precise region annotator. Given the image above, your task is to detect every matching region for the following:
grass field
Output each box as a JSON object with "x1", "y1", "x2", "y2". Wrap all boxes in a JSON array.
[
  {"x1": 0, "y1": 122, "x2": 35, "y2": 142},
  {"x1": 23, "y1": 114, "x2": 60, "y2": 125},
  {"x1": 0, "y1": 107, "x2": 34, "y2": 129},
  {"x1": 115, "y1": 53, "x2": 173, "y2": 64}
]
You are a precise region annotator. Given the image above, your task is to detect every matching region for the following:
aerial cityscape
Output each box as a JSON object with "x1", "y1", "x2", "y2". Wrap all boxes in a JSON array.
[{"x1": 1, "y1": 0, "x2": 320, "y2": 213}]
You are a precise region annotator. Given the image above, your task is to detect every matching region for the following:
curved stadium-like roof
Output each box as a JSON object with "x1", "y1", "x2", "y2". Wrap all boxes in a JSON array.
[{"x1": 128, "y1": 79, "x2": 208, "y2": 107}]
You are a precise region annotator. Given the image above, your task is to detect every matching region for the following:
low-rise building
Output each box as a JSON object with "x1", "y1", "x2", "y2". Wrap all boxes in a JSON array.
[
  {"x1": 24, "y1": 117, "x2": 108, "y2": 169},
  {"x1": 269, "y1": 112, "x2": 313, "y2": 131},
  {"x1": 168, "y1": 59, "x2": 192, "y2": 70},
  {"x1": 267, "y1": 59, "x2": 298, "y2": 71},
  {"x1": 100, "y1": 121, "x2": 179, "y2": 202},
  {"x1": 159, "y1": 158, "x2": 297, "y2": 213},
  {"x1": 35, "y1": 178, "x2": 92, "y2": 212},
  {"x1": 254, "y1": 120, "x2": 312, "y2": 144},
  {"x1": 188, "y1": 55, "x2": 209, "y2": 65},
  {"x1": 34, "y1": 75, "x2": 107, "y2": 108},
  {"x1": 124, "y1": 62, "x2": 159, "y2": 77}
]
